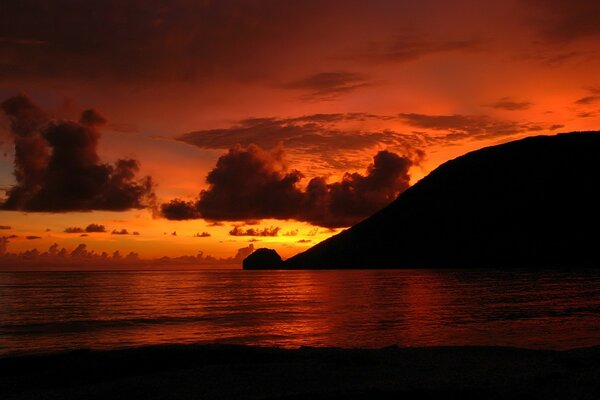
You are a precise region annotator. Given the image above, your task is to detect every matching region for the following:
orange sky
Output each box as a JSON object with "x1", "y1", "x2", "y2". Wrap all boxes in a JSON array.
[{"x1": 1, "y1": 0, "x2": 599, "y2": 265}]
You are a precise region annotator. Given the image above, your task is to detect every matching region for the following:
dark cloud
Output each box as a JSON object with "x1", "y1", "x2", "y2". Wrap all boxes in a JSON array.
[
  {"x1": 199, "y1": 144, "x2": 305, "y2": 220},
  {"x1": 26, "y1": 235, "x2": 41, "y2": 240},
  {"x1": 0, "y1": 225, "x2": 10, "y2": 229},
  {"x1": 85, "y1": 224, "x2": 106, "y2": 233},
  {"x1": 483, "y1": 97, "x2": 532, "y2": 111},
  {"x1": 280, "y1": 71, "x2": 371, "y2": 100},
  {"x1": 398, "y1": 113, "x2": 563, "y2": 140},
  {"x1": 64, "y1": 227, "x2": 84, "y2": 234},
  {"x1": 65, "y1": 224, "x2": 106, "y2": 234},
  {"x1": 194, "y1": 232, "x2": 211, "y2": 238},
  {"x1": 0, "y1": 94, "x2": 50, "y2": 209},
  {"x1": 111, "y1": 229, "x2": 129, "y2": 235},
  {"x1": 161, "y1": 145, "x2": 416, "y2": 228},
  {"x1": 0, "y1": 94, "x2": 155, "y2": 212},
  {"x1": 229, "y1": 226, "x2": 281, "y2": 237},
  {"x1": 297, "y1": 239, "x2": 312, "y2": 243},
  {"x1": 525, "y1": 0, "x2": 600, "y2": 42},
  {"x1": 0, "y1": 0, "x2": 328, "y2": 83},
  {"x1": 160, "y1": 199, "x2": 201, "y2": 220},
  {"x1": 301, "y1": 150, "x2": 413, "y2": 227}
]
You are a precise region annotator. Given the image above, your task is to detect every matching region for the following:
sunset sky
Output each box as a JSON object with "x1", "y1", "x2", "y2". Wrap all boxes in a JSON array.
[{"x1": 1, "y1": 0, "x2": 599, "y2": 265}]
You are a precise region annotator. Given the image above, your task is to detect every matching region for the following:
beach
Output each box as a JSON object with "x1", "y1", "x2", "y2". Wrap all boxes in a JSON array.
[{"x1": 2, "y1": 344, "x2": 600, "y2": 399}]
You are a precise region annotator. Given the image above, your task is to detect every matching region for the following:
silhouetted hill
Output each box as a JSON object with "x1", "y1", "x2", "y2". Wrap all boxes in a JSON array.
[{"x1": 284, "y1": 132, "x2": 600, "y2": 268}]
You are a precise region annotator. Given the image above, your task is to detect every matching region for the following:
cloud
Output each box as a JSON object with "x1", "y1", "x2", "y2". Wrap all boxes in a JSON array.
[
  {"x1": 355, "y1": 34, "x2": 479, "y2": 63},
  {"x1": 177, "y1": 113, "x2": 424, "y2": 170},
  {"x1": 1, "y1": 240, "x2": 256, "y2": 267},
  {"x1": 301, "y1": 150, "x2": 413, "y2": 227},
  {"x1": 85, "y1": 224, "x2": 106, "y2": 233},
  {"x1": 26, "y1": 235, "x2": 41, "y2": 240},
  {"x1": 280, "y1": 71, "x2": 371, "y2": 100},
  {"x1": 161, "y1": 144, "x2": 416, "y2": 227},
  {"x1": 65, "y1": 224, "x2": 107, "y2": 234},
  {"x1": 483, "y1": 97, "x2": 532, "y2": 111},
  {"x1": 111, "y1": 229, "x2": 129, "y2": 235},
  {"x1": 0, "y1": 94, "x2": 155, "y2": 212},
  {"x1": 194, "y1": 232, "x2": 211, "y2": 238},
  {"x1": 229, "y1": 226, "x2": 281, "y2": 237},
  {"x1": 64, "y1": 227, "x2": 84, "y2": 234},
  {"x1": 0, "y1": 0, "x2": 328, "y2": 83},
  {"x1": 574, "y1": 87, "x2": 600, "y2": 105},
  {"x1": 0, "y1": 225, "x2": 10, "y2": 230},
  {"x1": 398, "y1": 113, "x2": 563, "y2": 140},
  {"x1": 575, "y1": 96, "x2": 600, "y2": 105},
  {"x1": 525, "y1": 0, "x2": 600, "y2": 42},
  {"x1": 160, "y1": 199, "x2": 201, "y2": 220}
]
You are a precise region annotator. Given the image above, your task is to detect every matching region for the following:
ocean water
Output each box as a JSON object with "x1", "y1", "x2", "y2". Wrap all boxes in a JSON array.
[{"x1": 1, "y1": 269, "x2": 600, "y2": 356}]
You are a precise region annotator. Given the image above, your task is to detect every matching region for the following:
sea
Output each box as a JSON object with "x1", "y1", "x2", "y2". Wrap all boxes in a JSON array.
[{"x1": 1, "y1": 269, "x2": 600, "y2": 357}]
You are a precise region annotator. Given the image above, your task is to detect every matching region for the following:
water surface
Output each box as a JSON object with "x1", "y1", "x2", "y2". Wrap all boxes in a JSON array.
[{"x1": 1, "y1": 269, "x2": 599, "y2": 356}]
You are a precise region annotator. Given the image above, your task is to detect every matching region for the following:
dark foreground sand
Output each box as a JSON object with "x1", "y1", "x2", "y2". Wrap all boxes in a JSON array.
[{"x1": 2, "y1": 344, "x2": 600, "y2": 399}]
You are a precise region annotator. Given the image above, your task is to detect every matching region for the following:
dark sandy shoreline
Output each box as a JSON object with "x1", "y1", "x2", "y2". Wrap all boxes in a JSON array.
[{"x1": 2, "y1": 344, "x2": 600, "y2": 399}]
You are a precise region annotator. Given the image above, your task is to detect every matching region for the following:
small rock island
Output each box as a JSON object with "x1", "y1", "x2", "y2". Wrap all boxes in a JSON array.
[{"x1": 242, "y1": 248, "x2": 283, "y2": 270}]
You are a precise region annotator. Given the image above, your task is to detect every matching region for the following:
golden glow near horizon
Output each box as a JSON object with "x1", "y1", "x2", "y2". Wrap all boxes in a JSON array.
[{"x1": 1, "y1": 1, "x2": 600, "y2": 265}]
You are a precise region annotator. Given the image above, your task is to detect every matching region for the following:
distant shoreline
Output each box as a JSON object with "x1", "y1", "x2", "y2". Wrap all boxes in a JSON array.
[{"x1": 2, "y1": 343, "x2": 599, "y2": 399}]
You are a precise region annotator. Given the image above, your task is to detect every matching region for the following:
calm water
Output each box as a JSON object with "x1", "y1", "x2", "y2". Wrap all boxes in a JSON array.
[{"x1": 1, "y1": 269, "x2": 600, "y2": 356}]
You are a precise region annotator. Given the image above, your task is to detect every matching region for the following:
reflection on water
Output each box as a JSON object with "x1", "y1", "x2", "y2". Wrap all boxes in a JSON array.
[{"x1": 1, "y1": 269, "x2": 599, "y2": 356}]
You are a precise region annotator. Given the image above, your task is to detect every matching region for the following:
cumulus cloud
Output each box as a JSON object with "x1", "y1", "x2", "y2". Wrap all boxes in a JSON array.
[
  {"x1": 0, "y1": 94, "x2": 155, "y2": 212},
  {"x1": 111, "y1": 229, "x2": 129, "y2": 235},
  {"x1": 0, "y1": 225, "x2": 10, "y2": 230},
  {"x1": 160, "y1": 199, "x2": 201, "y2": 220},
  {"x1": 161, "y1": 145, "x2": 416, "y2": 227},
  {"x1": 66, "y1": 224, "x2": 106, "y2": 233},
  {"x1": 229, "y1": 226, "x2": 281, "y2": 237},
  {"x1": 64, "y1": 227, "x2": 84, "y2": 234},
  {"x1": 194, "y1": 232, "x2": 211, "y2": 238},
  {"x1": 198, "y1": 144, "x2": 305, "y2": 220},
  {"x1": 85, "y1": 224, "x2": 106, "y2": 233},
  {"x1": 301, "y1": 150, "x2": 413, "y2": 227}
]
